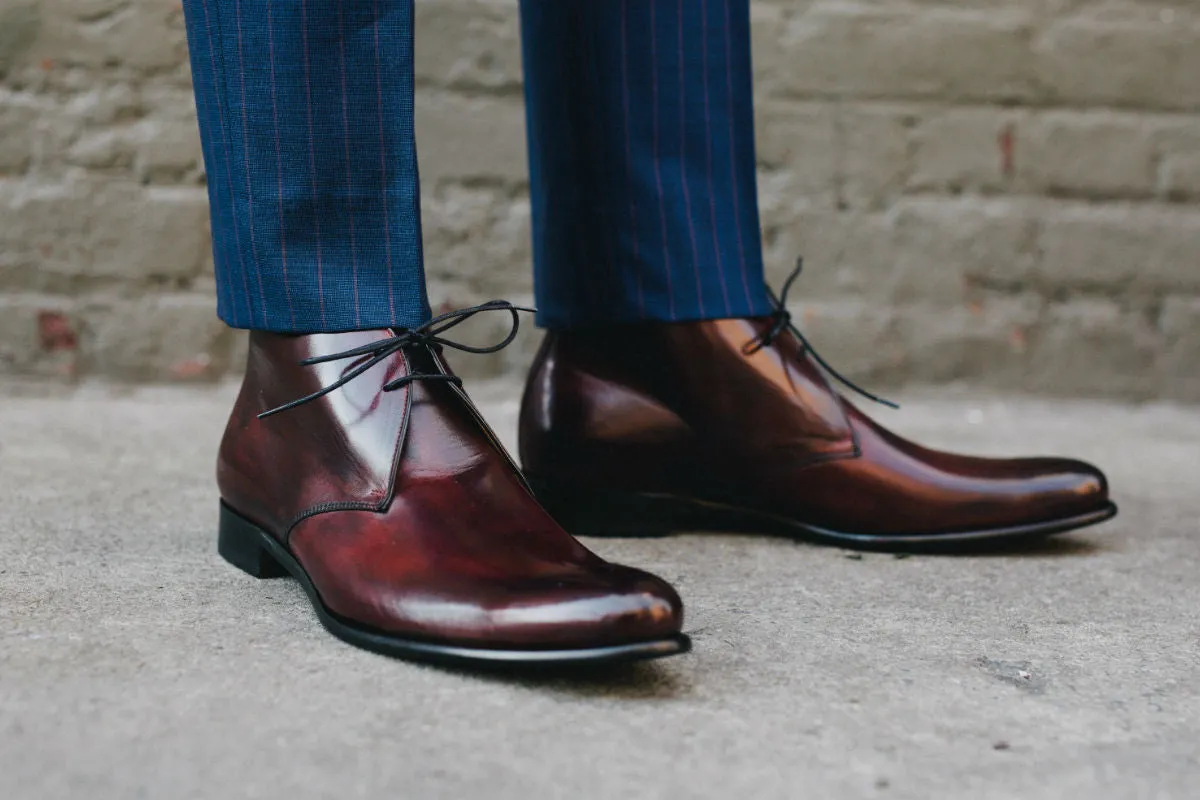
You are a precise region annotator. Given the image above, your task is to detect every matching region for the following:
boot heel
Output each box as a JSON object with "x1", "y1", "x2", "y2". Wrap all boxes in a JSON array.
[
  {"x1": 218, "y1": 503, "x2": 289, "y2": 579},
  {"x1": 524, "y1": 476, "x2": 683, "y2": 538}
]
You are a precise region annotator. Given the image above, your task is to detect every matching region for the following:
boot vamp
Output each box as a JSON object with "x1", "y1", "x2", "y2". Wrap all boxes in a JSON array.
[
  {"x1": 288, "y1": 503, "x2": 683, "y2": 649},
  {"x1": 748, "y1": 401, "x2": 1109, "y2": 536},
  {"x1": 289, "y1": 375, "x2": 682, "y2": 648}
]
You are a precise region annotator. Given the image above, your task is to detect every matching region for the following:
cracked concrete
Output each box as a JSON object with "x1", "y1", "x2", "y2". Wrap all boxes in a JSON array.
[{"x1": 1, "y1": 380, "x2": 1198, "y2": 799}]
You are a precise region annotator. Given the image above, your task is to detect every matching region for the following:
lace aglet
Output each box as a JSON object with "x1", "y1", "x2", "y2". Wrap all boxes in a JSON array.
[
  {"x1": 257, "y1": 389, "x2": 333, "y2": 419},
  {"x1": 838, "y1": 382, "x2": 900, "y2": 411},
  {"x1": 257, "y1": 404, "x2": 291, "y2": 420}
]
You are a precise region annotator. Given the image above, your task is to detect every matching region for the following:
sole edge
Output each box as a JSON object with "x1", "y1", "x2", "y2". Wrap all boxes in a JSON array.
[{"x1": 525, "y1": 476, "x2": 1119, "y2": 553}]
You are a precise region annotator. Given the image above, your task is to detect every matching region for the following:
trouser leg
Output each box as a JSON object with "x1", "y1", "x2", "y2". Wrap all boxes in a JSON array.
[
  {"x1": 182, "y1": 0, "x2": 429, "y2": 332},
  {"x1": 519, "y1": 0, "x2": 772, "y2": 329}
]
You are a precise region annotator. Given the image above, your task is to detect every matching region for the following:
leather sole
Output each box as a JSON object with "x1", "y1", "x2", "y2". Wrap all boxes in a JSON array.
[
  {"x1": 525, "y1": 476, "x2": 1118, "y2": 553},
  {"x1": 217, "y1": 502, "x2": 691, "y2": 668}
]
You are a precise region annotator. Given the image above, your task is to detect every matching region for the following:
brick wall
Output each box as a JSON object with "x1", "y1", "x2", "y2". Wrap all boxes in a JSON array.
[{"x1": 1, "y1": 0, "x2": 1197, "y2": 400}]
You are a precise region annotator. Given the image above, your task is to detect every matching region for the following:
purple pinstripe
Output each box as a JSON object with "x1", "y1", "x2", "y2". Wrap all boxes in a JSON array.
[
  {"x1": 232, "y1": 0, "x2": 268, "y2": 325},
  {"x1": 700, "y1": 0, "x2": 732, "y2": 316},
  {"x1": 619, "y1": 1, "x2": 645, "y2": 316},
  {"x1": 265, "y1": 0, "x2": 296, "y2": 328},
  {"x1": 335, "y1": 0, "x2": 361, "y2": 327},
  {"x1": 192, "y1": 0, "x2": 763, "y2": 331},
  {"x1": 521, "y1": 0, "x2": 772, "y2": 329},
  {"x1": 676, "y1": 0, "x2": 706, "y2": 317},
  {"x1": 579, "y1": 12, "x2": 618, "y2": 313},
  {"x1": 649, "y1": 2, "x2": 677, "y2": 319},
  {"x1": 554, "y1": 22, "x2": 578, "y2": 328},
  {"x1": 723, "y1": 0, "x2": 755, "y2": 309},
  {"x1": 299, "y1": 0, "x2": 327, "y2": 327},
  {"x1": 184, "y1": 0, "x2": 432, "y2": 332},
  {"x1": 372, "y1": 0, "x2": 397, "y2": 321},
  {"x1": 196, "y1": 0, "x2": 247, "y2": 324}
]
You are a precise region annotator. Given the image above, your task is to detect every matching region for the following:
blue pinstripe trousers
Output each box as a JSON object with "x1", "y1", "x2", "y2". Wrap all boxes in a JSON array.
[{"x1": 182, "y1": 0, "x2": 772, "y2": 333}]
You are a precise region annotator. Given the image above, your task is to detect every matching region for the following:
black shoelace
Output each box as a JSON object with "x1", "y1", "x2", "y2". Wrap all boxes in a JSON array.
[
  {"x1": 258, "y1": 300, "x2": 534, "y2": 419},
  {"x1": 747, "y1": 257, "x2": 898, "y2": 410}
]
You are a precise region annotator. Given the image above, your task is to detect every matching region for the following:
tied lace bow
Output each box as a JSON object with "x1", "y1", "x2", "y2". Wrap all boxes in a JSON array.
[
  {"x1": 747, "y1": 257, "x2": 898, "y2": 410},
  {"x1": 258, "y1": 300, "x2": 534, "y2": 419}
]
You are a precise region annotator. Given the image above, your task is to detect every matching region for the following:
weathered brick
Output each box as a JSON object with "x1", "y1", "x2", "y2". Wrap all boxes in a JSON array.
[
  {"x1": 421, "y1": 181, "x2": 533, "y2": 298},
  {"x1": 762, "y1": 204, "x2": 892, "y2": 299},
  {"x1": 768, "y1": 7, "x2": 1037, "y2": 103},
  {"x1": 909, "y1": 108, "x2": 1023, "y2": 193},
  {"x1": 67, "y1": 129, "x2": 135, "y2": 170},
  {"x1": 1035, "y1": 203, "x2": 1200, "y2": 293},
  {"x1": 764, "y1": 198, "x2": 1036, "y2": 307},
  {"x1": 778, "y1": 295, "x2": 1042, "y2": 391},
  {"x1": 1025, "y1": 299, "x2": 1163, "y2": 400},
  {"x1": 0, "y1": 294, "x2": 80, "y2": 378},
  {"x1": 1, "y1": 180, "x2": 212, "y2": 282},
  {"x1": 1152, "y1": 120, "x2": 1200, "y2": 200},
  {"x1": 754, "y1": 101, "x2": 837, "y2": 193},
  {"x1": 27, "y1": 0, "x2": 187, "y2": 75},
  {"x1": 61, "y1": 83, "x2": 141, "y2": 128},
  {"x1": 1018, "y1": 111, "x2": 1156, "y2": 198},
  {"x1": 893, "y1": 295, "x2": 1043, "y2": 386},
  {"x1": 132, "y1": 116, "x2": 204, "y2": 184},
  {"x1": 836, "y1": 105, "x2": 912, "y2": 209},
  {"x1": 1033, "y1": 18, "x2": 1200, "y2": 111},
  {"x1": 0, "y1": 91, "x2": 42, "y2": 174},
  {"x1": 887, "y1": 198, "x2": 1038, "y2": 301},
  {"x1": 1160, "y1": 155, "x2": 1200, "y2": 201},
  {"x1": 414, "y1": 0, "x2": 523, "y2": 92},
  {"x1": 1160, "y1": 296, "x2": 1200, "y2": 401},
  {"x1": 414, "y1": 92, "x2": 527, "y2": 186},
  {"x1": 787, "y1": 298, "x2": 904, "y2": 381},
  {"x1": 0, "y1": 1, "x2": 40, "y2": 78},
  {"x1": 79, "y1": 293, "x2": 233, "y2": 381}
]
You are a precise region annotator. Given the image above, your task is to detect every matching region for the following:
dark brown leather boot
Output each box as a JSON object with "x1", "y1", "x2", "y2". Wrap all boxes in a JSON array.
[
  {"x1": 519, "y1": 278, "x2": 1115, "y2": 551},
  {"x1": 216, "y1": 307, "x2": 687, "y2": 666}
]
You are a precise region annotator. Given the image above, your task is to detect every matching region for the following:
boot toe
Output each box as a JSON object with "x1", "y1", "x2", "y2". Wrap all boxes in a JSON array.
[
  {"x1": 1020, "y1": 457, "x2": 1110, "y2": 523},
  {"x1": 479, "y1": 565, "x2": 684, "y2": 650},
  {"x1": 311, "y1": 558, "x2": 686, "y2": 651}
]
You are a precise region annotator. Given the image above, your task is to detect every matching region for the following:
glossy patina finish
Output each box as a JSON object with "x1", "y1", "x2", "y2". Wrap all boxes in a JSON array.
[
  {"x1": 219, "y1": 331, "x2": 683, "y2": 650},
  {"x1": 519, "y1": 319, "x2": 1112, "y2": 540}
]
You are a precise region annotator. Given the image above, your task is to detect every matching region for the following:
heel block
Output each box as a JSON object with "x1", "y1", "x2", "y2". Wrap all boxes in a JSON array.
[{"x1": 218, "y1": 503, "x2": 289, "y2": 579}]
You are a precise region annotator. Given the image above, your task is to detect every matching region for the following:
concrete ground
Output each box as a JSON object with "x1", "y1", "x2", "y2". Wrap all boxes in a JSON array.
[{"x1": 1, "y1": 379, "x2": 1198, "y2": 800}]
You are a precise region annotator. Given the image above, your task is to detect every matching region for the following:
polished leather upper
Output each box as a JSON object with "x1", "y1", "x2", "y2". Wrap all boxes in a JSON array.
[
  {"x1": 219, "y1": 331, "x2": 682, "y2": 648},
  {"x1": 519, "y1": 319, "x2": 1109, "y2": 536}
]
